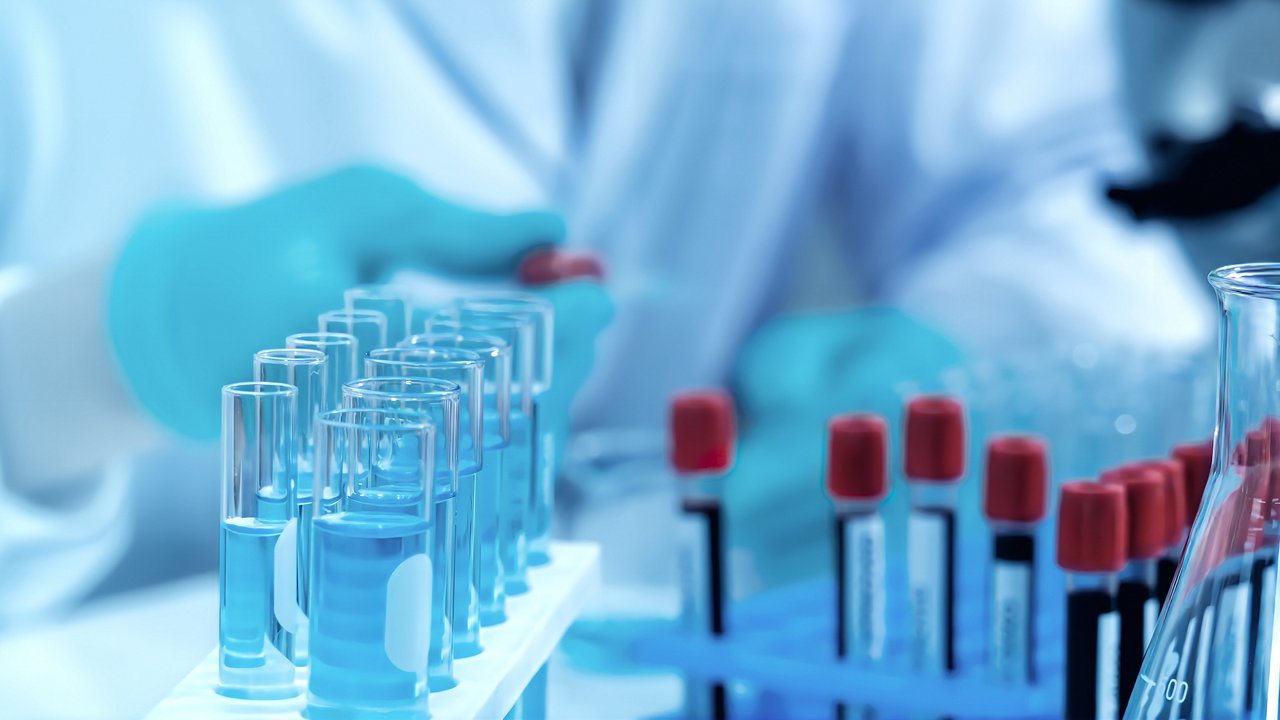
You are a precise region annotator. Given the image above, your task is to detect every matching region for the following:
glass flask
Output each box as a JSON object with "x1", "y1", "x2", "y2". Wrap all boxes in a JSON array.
[{"x1": 1126, "y1": 264, "x2": 1280, "y2": 719}]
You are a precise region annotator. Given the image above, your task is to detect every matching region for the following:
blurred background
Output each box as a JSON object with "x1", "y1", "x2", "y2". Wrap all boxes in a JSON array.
[{"x1": 0, "y1": 0, "x2": 1277, "y2": 717}]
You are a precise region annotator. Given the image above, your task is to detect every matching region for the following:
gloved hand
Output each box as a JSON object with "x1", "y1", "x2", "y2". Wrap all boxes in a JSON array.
[
  {"x1": 723, "y1": 306, "x2": 965, "y2": 587},
  {"x1": 108, "y1": 165, "x2": 568, "y2": 439}
]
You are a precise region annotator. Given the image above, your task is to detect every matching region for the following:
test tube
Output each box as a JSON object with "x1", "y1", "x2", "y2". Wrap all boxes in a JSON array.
[
  {"x1": 403, "y1": 333, "x2": 513, "y2": 624},
  {"x1": 824, "y1": 415, "x2": 887, "y2": 720},
  {"x1": 982, "y1": 435, "x2": 1048, "y2": 686},
  {"x1": 670, "y1": 390, "x2": 736, "y2": 720},
  {"x1": 343, "y1": 377, "x2": 460, "y2": 690},
  {"x1": 1100, "y1": 464, "x2": 1167, "y2": 710},
  {"x1": 1132, "y1": 458, "x2": 1188, "y2": 606},
  {"x1": 319, "y1": 309, "x2": 387, "y2": 359},
  {"x1": 307, "y1": 408, "x2": 435, "y2": 719},
  {"x1": 346, "y1": 285, "x2": 410, "y2": 347},
  {"x1": 254, "y1": 348, "x2": 326, "y2": 666},
  {"x1": 903, "y1": 396, "x2": 965, "y2": 679},
  {"x1": 287, "y1": 333, "x2": 357, "y2": 413},
  {"x1": 425, "y1": 313, "x2": 535, "y2": 594},
  {"x1": 218, "y1": 382, "x2": 299, "y2": 699},
  {"x1": 366, "y1": 347, "x2": 486, "y2": 656},
  {"x1": 1173, "y1": 440, "x2": 1213, "y2": 526},
  {"x1": 1057, "y1": 481, "x2": 1126, "y2": 720},
  {"x1": 457, "y1": 295, "x2": 555, "y2": 566}
]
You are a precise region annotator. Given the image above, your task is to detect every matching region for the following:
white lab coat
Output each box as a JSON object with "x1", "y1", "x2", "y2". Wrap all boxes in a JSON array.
[{"x1": 0, "y1": 0, "x2": 1214, "y2": 620}]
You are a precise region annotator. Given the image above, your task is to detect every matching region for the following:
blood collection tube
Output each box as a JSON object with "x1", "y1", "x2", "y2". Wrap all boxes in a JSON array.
[
  {"x1": 825, "y1": 414, "x2": 888, "y2": 720},
  {"x1": 1131, "y1": 459, "x2": 1187, "y2": 606},
  {"x1": 982, "y1": 434, "x2": 1048, "y2": 686},
  {"x1": 254, "y1": 348, "x2": 326, "y2": 666},
  {"x1": 345, "y1": 285, "x2": 410, "y2": 347},
  {"x1": 1099, "y1": 465, "x2": 1166, "y2": 712},
  {"x1": 318, "y1": 308, "x2": 388, "y2": 359},
  {"x1": 342, "y1": 377, "x2": 461, "y2": 691},
  {"x1": 1057, "y1": 481, "x2": 1127, "y2": 720},
  {"x1": 903, "y1": 396, "x2": 965, "y2": 678},
  {"x1": 671, "y1": 390, "x2": 736, "y2": 720},
  {"x1": 218, "y1": 382, "x2": 299, "y2": 699},
  {"x1": 1172, "y1": 440, "x2": 1213, "y2": 526}
]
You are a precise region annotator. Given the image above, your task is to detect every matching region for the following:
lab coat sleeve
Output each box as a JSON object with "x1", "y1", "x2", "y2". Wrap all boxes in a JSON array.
[{"x1": 0, "y1": 254, "x2": 165, "y2": 500}]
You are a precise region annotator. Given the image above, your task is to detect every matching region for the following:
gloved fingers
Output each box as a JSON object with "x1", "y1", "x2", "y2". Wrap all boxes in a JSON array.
[{"x1": 264, "y1": 164, "x2": 567, "y2": 278}]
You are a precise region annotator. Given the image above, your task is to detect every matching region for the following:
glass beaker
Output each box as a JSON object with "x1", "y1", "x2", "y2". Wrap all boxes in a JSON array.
[{"x1": 1126, "y1": 264, "x2": 1280, "y2": 719}]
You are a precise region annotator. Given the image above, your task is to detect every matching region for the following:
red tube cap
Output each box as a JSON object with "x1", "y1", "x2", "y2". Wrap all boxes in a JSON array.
[
  {"x1": 983, "y1": 435, "x2": 1047, "y2": 523},
  {"x1": 1133, "y1": 459, "x2": 1187, "y2": 547},
  {"x1": 1172, "y1": 441, "x2": 1213, "y2": 525},
  {"x1": 1100, "y1": 466, "x2": 1168, "y2": 560},
  {"x1": 904, "y1": 396, "x2": 965, "y2": 481},
  {"x1": 670, "y1": 391, "x2": 736, "y2": 473},
  {"x1": 826, "y1": 414, "x2": 888, "y2": 501},
  {"x1": 1057, "y1": 481, "x2": 1127, "y2": 573},
  {"x1": 518, "y1": 248, "x2": 606, "y2": 286}
]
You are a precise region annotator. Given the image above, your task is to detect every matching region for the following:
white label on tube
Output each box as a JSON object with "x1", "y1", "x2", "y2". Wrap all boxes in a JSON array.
[
  {"x1": 907, "y1": 512, "x2": 945, "y2": 671},
  {"x1": 1217, "y1": 582, "x2": 1249, "y2": 714},
  {"x1": 1193, "y1": 605, "x2": 1216, "y2": 720},
  {"x1": 1144, "y1": 598, "x2": 1158, "y2": 648},
  {"x1": 273, "y1": 518, "x2": 299, "y2": 633},
  {"x1": 1097, "y1": 610, "x2": 1119, "y2": 720},
  {"x1": 991, "y1": 560, "x2": 1030, "y2": 683},
  {"x1": 678, "y1": 509, "x2": 711, "y2": 634},
  {"x1": 843, "y1": 514, "x2": 885, "y2": 662},
  {"x1": 385, "y1": 553, "x2": 432, "y2": 673}
]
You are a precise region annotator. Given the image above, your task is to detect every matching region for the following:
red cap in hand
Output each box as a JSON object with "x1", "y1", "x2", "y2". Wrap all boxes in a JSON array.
[
  {"x1": 670, "y1": 391, "x2": 736, "y2": 474},
  {"x1": 983, "y1": 435, "x2": 1047, "y2": 523},
  {"x1": 1057, "y1": 481, "x2": 1128, "y2": 573},
  {"x1": 904, "y1": 396, "x2": 965, "y2": 481},
  {"x1": 1100, "y1": 465, "x2": 1168, "y2": 560},
  {"x1": 519, "y1": 248, "x2": 606, "y2": 286},
  {"x1": 1172, "y1": 441, "x2": 1213, "y2": 526},
  {"x1": 826, "y1": 414, "x2": 888, "y2": 501}
]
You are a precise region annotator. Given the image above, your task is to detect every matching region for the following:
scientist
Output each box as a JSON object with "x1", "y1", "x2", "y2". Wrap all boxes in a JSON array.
[{"x1": 0, "y1": 0, "x2": 1276, "y2": 620}]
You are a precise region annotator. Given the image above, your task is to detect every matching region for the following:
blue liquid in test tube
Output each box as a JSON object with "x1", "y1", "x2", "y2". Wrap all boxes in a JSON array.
[
  {"x1": 307, "y1": 409, "x2": 436, "y2": 718},
  {"x1": 343, "y1": 377, "x2": 461, "y2": 690},
  {"x1": 218, "y1": 382, "x2": 300, "y2": 700},
  {"x1": 400, "y1": 333, "x2": 514, "y2": 623}
]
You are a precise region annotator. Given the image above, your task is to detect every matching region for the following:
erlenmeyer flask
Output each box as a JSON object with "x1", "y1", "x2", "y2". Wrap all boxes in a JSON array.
[{"x1": 1125, "y1": 264, "x2": 1280, "y2": 720}]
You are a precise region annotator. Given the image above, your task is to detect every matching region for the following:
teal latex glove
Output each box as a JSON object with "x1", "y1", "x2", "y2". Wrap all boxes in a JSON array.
[
  {"x1": 723, "y1": 307, "x2": 965, "y2": 587},
  {"x1": 108, "y1": 165, "x2": 566, "y2": 439}
]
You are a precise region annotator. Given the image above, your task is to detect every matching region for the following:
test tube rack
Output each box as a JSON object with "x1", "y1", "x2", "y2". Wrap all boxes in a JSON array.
[
  {"x1": 628, "y1": 541, "x2": 1068, "y2": 719},
  {"x1": 147, "y1": 541, "x2": 600, "y2": 720}
]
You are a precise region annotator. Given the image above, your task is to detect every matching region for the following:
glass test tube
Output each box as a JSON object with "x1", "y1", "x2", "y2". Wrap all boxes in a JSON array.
[
  {"x1": 346, "y1": 285, "x2": 410, "y2": 347},
  {"x1": 343, "y1": 377, "x2": 461, "y2": 690},
  {"x1": 366, "y1": 347, "x2": 486, "y2": 656},
  {"x1": 458, "y1": 295, "x2": 556, "y2": 566},
  {"x1": 402, "y1": 333, "x2": 513, "y2": 624},
  {"x1": 1058, "y1": 481, "x2": 1126, "y2": 720},
  {"x1": 982, "y1": 435, "x2": 1048, "y2": 688},
  {"x1": 670, "y1": 391, "x2": 736, "y2": 720},
  {"x1": 427, "y1": 312, "x2": 535, "y2": 594},
  {"x1": 825, "y1": 415, "x2": 888, "y2": 720},
  {"x1": 287, "y1": 333, "x2": 357, "y2": 413},
  {"x1": 307, "y1": 409, "x2": 435, "y2": 719},
  {"x1": 254, "y1": 348, "x2": 326, "y2": 666},
  {"x1": 218, "y1": 382, "x2": 300, "y2": 699},
  {"x1": 319, "y1": 309, "x2": 387, "y2": 359},
  {"x1": 903, "y1": 396, "x2": 965, "y2": 679}
]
